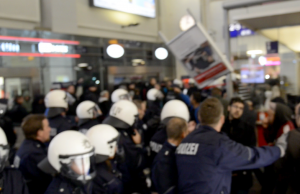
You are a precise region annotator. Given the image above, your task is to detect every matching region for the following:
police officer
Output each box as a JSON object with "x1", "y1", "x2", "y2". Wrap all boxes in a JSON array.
[
  {"x1": 38, "y1": 131, "x2": 96, "y2": 194},
  {"x1": 142, "y1": 89, "x2": 163, "y2": 148},
  {"x1": 0, "y1": 127, "x2": 29, "y2": 194},
  {"x1": 102, "y1": 100, "x2": 146, "y2": 194},
  {"x1": 111, "y1": 89, "x2": 131, "y2": 103},
  {"x1": 76, "y1": 101, "x2": 102, "y2": 134},
  {"x1": 150, "y1": 100, "x2": 190, "y2": 160},
  {"x1": 86, "y1": 124, "x2": 123, "y2": 194},
  {"x1": 14, "y1": 114, "x2": 52, "y2": 194},
  {"x1": 145, "y1": 88, "x2": 163, "y2": 119},
  {"x1": 44, "y1": 90, "x2": 75, "y2": 139},
  {"x1": 152, "y1": 118, "x2": 189, "y2": 194},
  {"x1": 176, "y1": 97, "x2": 288, "y2": 194}
]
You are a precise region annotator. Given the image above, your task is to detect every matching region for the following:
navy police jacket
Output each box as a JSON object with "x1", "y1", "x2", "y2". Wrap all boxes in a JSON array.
[
  {"x1": 14, "y1": 139, "x2": 52, "y2": 194},
  {"x1": 45, "y1": 176, "x2": 92, "y2": 194},
  {"x1": 176, "y1": 125, "x2": 281, "y2": 194},
  {"x1": 117, "y1": 130, "x2": 144, "y2": 184},
  {"x1": 48, "y1": 115, "x2": 74, "y2": 138},
  {"x1": 150, "y1": 125, "x2": 167, "y2": 161},
  {"x1": 78, "y1": 119, "x2": 99, "y2": 134},
  {"x1": 152, "y1": 141, "x2": 178, "y2": 194},
  {"x1": 1, "y1": 167, "x2": 29, "y2": 194},
  {"x1": 93, "y1": 162, "x2": 123, "y2": 194}
]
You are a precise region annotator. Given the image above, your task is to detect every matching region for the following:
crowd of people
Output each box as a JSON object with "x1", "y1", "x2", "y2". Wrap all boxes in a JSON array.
[{"x1": 0, "y1": 77, "x2": 299, "y2": 194}]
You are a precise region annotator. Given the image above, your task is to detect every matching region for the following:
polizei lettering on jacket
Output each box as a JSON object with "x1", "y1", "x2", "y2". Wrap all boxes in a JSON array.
[
  {"x1": 176, "y1": 143, "x2": 199, "y2": 155},
  {"x1": 150, "y1": 141, "x2": 163, "y2": 153}
]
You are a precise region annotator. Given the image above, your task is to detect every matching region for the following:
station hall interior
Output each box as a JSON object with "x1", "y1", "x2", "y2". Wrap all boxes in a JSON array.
[{"x1": 1, "y1": 0, "x2": 300, "y2": 194}]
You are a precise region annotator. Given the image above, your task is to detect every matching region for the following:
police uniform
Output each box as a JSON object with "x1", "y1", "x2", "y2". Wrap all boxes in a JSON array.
[
  {"x1": 150, "y1": 124, "x2": 167, "y2": 162},
  {"x1": 152, "y1": 141, "x2": 178, "y2": 194},
  {"x1": 48, "y1": 115, "x2": 74, "y2": 138},
  {"x1": 78, "y1": 119, "x2": 99, "y2": 134},
  {"x1": 0, "y1": 167, "x2": 29, "y2": 194},
  {"x1": 45, "y1": 175, "x2": 92, "y2": 194},
  {"x1": 92, "y1": 162, "x2": 123, "y2": 194},
  {"x1": 117, "y1": 130, "x2": 146, "y2": 194},
  {"x1": 176, "y1": 125, "x2": 281, "y2": 194},
  {"x1": 14, "y1": 139, "x2": 52, "y2": 194}
]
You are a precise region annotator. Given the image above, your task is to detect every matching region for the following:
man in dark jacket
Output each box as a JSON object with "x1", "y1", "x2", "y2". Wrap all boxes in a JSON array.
[
  {"x1": 221, "y1": 97, "x2": 256, "y2": 194},
  {"x1": 176, "y1": 98, "x2": 288, "y2": 194},
  {"x1": 80, "y1": 83, "x2": 99, "y2": 104},
  {"x1": 277, "y1": 103, "x2": 300, "y2": 194},
  {"x1": 8, "y1": 96, "x2": 29, "y2": 125},
  {"x1": 14, "y1": 114, "x2": 52, "y2": 194},
  {"x1": 152, "y1": 118, "x2": 189, "y2": 194}
]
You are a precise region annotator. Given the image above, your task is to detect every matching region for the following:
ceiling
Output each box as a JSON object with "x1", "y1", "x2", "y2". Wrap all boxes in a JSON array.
[
  {"x1": 231, "y1": 0, "x2": 300, "y2": 53},
  {"x1": 260, "y1": 26, "x2": 300, "y2": 52}
]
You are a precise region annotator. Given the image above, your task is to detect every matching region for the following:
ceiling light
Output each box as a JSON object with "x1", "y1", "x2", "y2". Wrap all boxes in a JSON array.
[
  {"x1": 247, "y1": 50, "x2": 263, "y2": 55},
  {"x1": 258, "y1": 56, "x2": 267, "y2": 66},
  {"x1": 107, "y1": 44, "x2": 124, "y2": 58},
  {"x1": 265, "y1": 74, "x2": 270, "y2": 79},
  {"x1": 155, "y1": 47, "x2": 168, "y2": 60}
]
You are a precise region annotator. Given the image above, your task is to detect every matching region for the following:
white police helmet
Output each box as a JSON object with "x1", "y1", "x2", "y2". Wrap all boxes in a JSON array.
[
  {"x1": 86, "y1": 124, "x2": 119, "y2": 163},
  {"x1": 0, "y1": 127, "x2": 9, "y2": 172},
  {"x1": 147, "y1": 88, "x2": 162, "y2": 101},
  {"x1": 38, "y1": 131, "x2": 95, "y2": 185},
  {"x1": 76, "y1": 101, "x2": 102, "y2": 126},
  {"x1": 173, "y1": 79, "x2": 183, "y2": 88},
  {"x1": 161, "y1": 100, "x2": 190, "y2": 124},
  {"x1": 102, "y1": 100, "x2": 138, "y2": 130},
  {"x1": 44, "y1": 90, "x2": 68, "y2": 118},
  {"x1": 111, "y1": 89, "x2": 131, "y2": 103}
]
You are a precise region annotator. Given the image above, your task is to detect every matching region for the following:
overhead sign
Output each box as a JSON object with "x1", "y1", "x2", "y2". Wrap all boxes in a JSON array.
[
  {"x1": 0, "y1": 36, "x2": 80, "y2": 58},
  {"x1": 0, "y1": 43, "x2": 20, "y2": 52},
  {"x1": 229, "y1": 23, "x2": 255, "y2": 38},
  {"x1": 38, "y1": 43, "x2": 69, "y2": 53},
  {"x1": 160, "y1": 17, "x2": 233, "y2": 88},
  {"x1": 266, "y1": 41, "x2": 278, "y2": 54},
  {"x1": 90, "y1": 0, "x2": 156, "y2": 18}
]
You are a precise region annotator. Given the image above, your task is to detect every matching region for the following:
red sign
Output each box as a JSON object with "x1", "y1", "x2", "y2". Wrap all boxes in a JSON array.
[{"x1": 194, "y1": 63, "x2": 227, "y2": 84}]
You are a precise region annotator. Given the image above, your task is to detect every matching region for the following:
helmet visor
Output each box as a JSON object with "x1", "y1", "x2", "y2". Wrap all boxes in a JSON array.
[
  {"x1": 0, "y1": 145, "x2": 9, "y2": 171},
  {"x1": 59, "y1": 151, "x2": 96, "y2": 184},
  {"x1": 87, "y1": 105, "x2": 102, "y2": 118},
  {"x1": 119, "y1": 93, "x2": 131, "y2": 101}
]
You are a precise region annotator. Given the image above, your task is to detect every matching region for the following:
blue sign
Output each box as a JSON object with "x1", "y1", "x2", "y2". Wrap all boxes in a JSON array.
[
  {"x1": 229, "y1": 24, "x2": 255, "y2": 38},
  {"x1": 266, "y1": 41, "x2": 278, "y2": 54}
]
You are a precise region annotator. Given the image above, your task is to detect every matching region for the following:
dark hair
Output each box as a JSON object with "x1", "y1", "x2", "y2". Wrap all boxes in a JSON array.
[
  {"x1": 229, "y1": 97, "x2": 244, "y2": 106},
  {"x1": 192, "y1": 92, "x2": 202, "y2": 103},
  {"x1": 199, "y1": 97, "x2": 223, "y2": 126},
  {"x1": 167, "y1": 118, "x2": 187, "y2": 140},
  {"x1": 22, "y1": 114, "x2": 46, "y2": 139},
  {"x1": 14, "y1": 95, "x2": 23, "y2": 104}
]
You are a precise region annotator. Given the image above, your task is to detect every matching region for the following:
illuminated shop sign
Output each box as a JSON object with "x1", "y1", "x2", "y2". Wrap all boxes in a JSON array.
[
  {"x1": 0, "y1": 36, "x2": 80, "y2": 58},
  {"x1": 0, "y1": 43, "x2": 20, "y2": 52},
  {"x1": 38, "y1": 43, "x2": 69, "y2": 53},
  {"x1": 229, "y1": 23, "x2": 255, "y2": 38}
]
